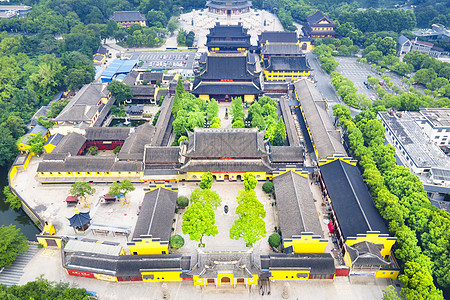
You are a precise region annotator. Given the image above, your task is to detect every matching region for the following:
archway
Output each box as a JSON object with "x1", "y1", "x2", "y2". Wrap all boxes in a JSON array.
[
  {"x1": 236, "y1": 175, "x2": 242, "y2": 182},
  {"x1": 221, "y1": 276, "x2": 231, "y2": 284},
  {"x1": 224, "y1": 174, "x2": 229, "y2": 181}
]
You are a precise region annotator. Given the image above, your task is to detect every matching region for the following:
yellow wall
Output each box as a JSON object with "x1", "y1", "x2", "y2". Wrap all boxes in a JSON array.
[
  {"x1": 193, "y1": 275, "x2": 207, "y2": 286},
  {"x1": 346, "y1": 233, "x2": 397, "y2": 258},
  {"x1": 186, "y1": 171, "x2": 268, "y2": 182},
  {"x1": 141, "y1": 271, "x2": 182, "y2": 281},
  {"x1": 283, "y1": 235, "x2": 328, "y2": 253},
  {"x1": 94, "y1": 273, "x2": 118, "y2": 282},
  {"x1": 36, "y1": 236, "x2": 63, "y2": 248},
  {"x1": 375, "y1": 269, "x2": 399, "y2": 280},
  {"x1": 199, "y1": 94, "x2": 209, "y2": 101},
  {"x1": 270, "y1": 270, "x2": 310, "y2": 281},
  {"x1": 217, "y1": 273, "x2": 234, "y2": 286},
  {"x1": 37, "y1": 171, "x2": 143, "y2": 179},
  {"x1": 272, "y1": 169, "x2": 308, "y2": 179},
  {"x1": 44, "y1": 143, "x2": 56, "y2": 153},
  {"x1": 127, "y1": 237, "x2": 169, "y2": 255},
  {"x1": 193, "y1": 274, "x2": 258, "y2": 286},
  {"x1": 244, "y1": 94, "x2": 255, "y2": 103},
  {"x1": 93, "y1": 55, "x2": 106, "y2": 64},
  {"x1": 264, "y1": 70, "x2": 310, "y2": 81}
]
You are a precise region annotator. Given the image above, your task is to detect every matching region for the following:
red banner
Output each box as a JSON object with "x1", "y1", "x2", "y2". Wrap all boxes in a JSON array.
[{"x1": 67, "y1": 269, "x2": 95, "y2": 278}]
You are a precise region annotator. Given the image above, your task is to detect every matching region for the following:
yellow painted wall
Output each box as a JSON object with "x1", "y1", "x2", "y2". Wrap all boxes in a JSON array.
[
  {"x1": 127, "y1": 237, "x2": 169, "y2": 255},
  {"x1": 217, "y1": 273, "x2": 234, "y2": 286},
  {"x1": 199, "y1": 94, "x2": 209, "y2": 101},
  {"x1": 345, "y1": 233, "x2": 397, "y2": 258},
  {"x1": 186, "y1": 171, "x2": 268, "y2": 182},
  {"x1": 270, "y1": 270, "x2": 310, "y2": 281},
  {"x1": 264, "y1": 70, "x2": 310, "y2": 81},
  {"x1": 94, "y1": 273, "x2": 118, "y2": 282},
  {"x1": 141, "y1": 271, "x2": 182, "y2": 281},
  {"x1": 272, "y1": 169, "x2": 308, "y2": 179},
  {"x1": 93, "y1": 55, "x2": 106, "y2": 64},
  {"x1": 244, "y1": 94, "x2": 255, "y2": 103},
  {"x1": 193, "y1": 275, "x2": 207, "y2": 286},
  {"x1": 375, "y1": 269, "x2": 399, "y2": 280},
  {"x1": 283, "y1": 235, "x2": 328, "y2": 253},
  {"x1": 37, "y1": 171, "x2": 143, "y2": 178},
  {"x1": 36, "y1": 236, "x2": 63, "y2": 248},
  {"x1": 44, "y1": 143, "x2": 56, "y2": 153},
  {"x1": 343, "y1": 250, "x2": 352, "y2": 268}
]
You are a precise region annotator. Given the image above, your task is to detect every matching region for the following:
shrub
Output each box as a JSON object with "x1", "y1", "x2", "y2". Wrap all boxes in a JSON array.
[
  {"x1": 268, "y1": 233, "x2": 281, "y2": 248},
  {"x1": 113, "y1": 146, "x2": 122, "y2": 155},
  {"x1": 87, "y1": 146, "x2": 98, "y2": 156},
  {"x1": 262, "y1": 182, "x2": 274, "y2": 194},
  {"x1": 170, "y1": 235, "x2": 185, "y2": 249},
  {"x1": 177, "y1": 196, "x2": 189, "y2": 209}
]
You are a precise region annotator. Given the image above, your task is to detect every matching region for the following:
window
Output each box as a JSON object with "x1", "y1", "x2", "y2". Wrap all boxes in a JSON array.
[
  {"x1": 435, "y1": 136, "x2": 439, "y2": 139},
  {"x1": 438, "y1": 129, "x2": 443, "y2": 132}
]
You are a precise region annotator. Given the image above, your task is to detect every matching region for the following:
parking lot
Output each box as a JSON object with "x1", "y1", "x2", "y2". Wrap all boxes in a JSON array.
[
  {"x1": 123, "y1": 52, "x2": 197, "y2": 70},
  {"x1": 335, "y1": 57, "x2": 378, "y2": 100}
]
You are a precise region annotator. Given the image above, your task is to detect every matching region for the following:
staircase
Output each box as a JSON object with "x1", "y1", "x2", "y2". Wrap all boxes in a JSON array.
[{"x1": 0, "y1": 244, "x2": 39, "y2": 287}]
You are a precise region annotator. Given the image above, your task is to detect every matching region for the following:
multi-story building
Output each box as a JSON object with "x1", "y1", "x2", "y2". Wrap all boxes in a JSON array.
[
  {"x1": 206, "y1": 22, "x2": 251, "y2": 52},
  {"x1": 110, "y1": 11, "x2": 146, "y2": 28},
  {"x1": 263, "y1": 56, "x2": 311, "y2": 81},
  {"x1": 205, "y1": 0, "x2": 251, "y2": 15},
  {"x1": 303, "y1": 11, "x2": 336, "y2": 39}
]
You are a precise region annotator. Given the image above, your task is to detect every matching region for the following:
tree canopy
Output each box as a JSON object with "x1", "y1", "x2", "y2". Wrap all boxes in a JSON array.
[
  {"x1": 69, "y1": 182, "x2": 95, "y2": 199},
  {"x1": 182, "y1": 201, "x2": 218, "y2": 246},
  {"x1": 0, "y1": 225, "x2": 28, "y2": 269}
]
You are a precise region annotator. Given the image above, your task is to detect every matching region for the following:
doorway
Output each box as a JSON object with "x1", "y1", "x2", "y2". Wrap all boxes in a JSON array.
[
  {"x1": 227, "y1": 9, "x2": 231, "y2": 15},
  {"x1": 221, "y1": 276, "x2": 231, "y2": 284},
  {"x1": 224, "y1": 174, "x2": 229, "y2": 181}
]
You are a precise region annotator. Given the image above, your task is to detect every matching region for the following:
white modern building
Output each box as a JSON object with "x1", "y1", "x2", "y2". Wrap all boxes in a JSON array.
[{"x1": 378, "y1": 111, "x2": 450, "y2": 177}]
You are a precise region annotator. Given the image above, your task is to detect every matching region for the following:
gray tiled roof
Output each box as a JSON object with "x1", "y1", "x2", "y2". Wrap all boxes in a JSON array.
[
  {"x1": 263, "y1": 253, "x2": 335, "y2": 275},
  {"x1": 111, "y1": 11, "x2": 146, "y2": 22},
  {"x1": 279, "y1": 96, "x2": 300, "y2": 146},
  {"x1": 140, "y1": 72, "x2": 163, "y2": 82},
  {"x1": 273, "y1": 171, "x2": 322, "y2": 238},
  {"x1": 264, "y1": 56, "x2": 311, "y2": 72},
  {"x1": 320, "y1": 159, "x2": 389, "y2": 239},
  {"x1": 345, "y1": 241, "x2": 389, "y2": 267},
  {"x1": 52, "y1": 132, "x2": 86, "y2": 156},
  {"x1": 118, "y1": 123, "x2": 156, "y2": 161},
  {"x1": 132, "y1": 188, "x2": 177, "y2": 241},
  {"x1": 85, "y1": 127, "x2": 130, "y2": 141},
  {"x1": 185, "y1": 128, "x2": 267, "y2": 158},
  {"x1": 294, "y1": 79, "x2": 345, "y2": 159},
  {"x1": 179, "y1": 159, "x2": 272, "y2": 173},
  {"x1": 270, "y1": 147, "x2": 303, "y2": 163},
  {"x1": 55, "y1": 84, "x2": 108, "y2": 122},
  {"x1": 261, "y1": 44, "x2": 301, "y2": 55},
  {"x1": 258, "y1": 31, "x2": 298, "y2": 44},
  {"x1": 307, "y1": 11, "x2": 335, "y2": 26},
  {"x1": 144, "y1": 146, "x2": 180, "y2": 164}
]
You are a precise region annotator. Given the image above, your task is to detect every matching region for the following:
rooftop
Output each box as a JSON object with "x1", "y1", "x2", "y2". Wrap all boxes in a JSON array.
[
  {"x1": 264, "y1": 56, "x2": 311, "y2": 72},
  {"x1": 294, "y1": 79, "x2": 346, "y2": 159},
  {"x1": 111, "y1": 11, "x2": 146, "y2": 22},
  {"x1": 196, "y1": 54, "x2": 257, "y2": 80},
  {"x1": 185, "y1": 128, "x2": 267, "y2": 159},
  {"x1": 261, "y1": 44, "x2": 301, "y2": 55},
  {"x1": 378, "y1": 111, "x2": 450, "y2": 169},
  {"x1": 273, "y1": 171, "x2": 323, "y2": 238},
  {"x1": 258, "y1": 31, "x2": 298, "y2": 44},
  {"x1": 54, "y1": 84, "x2": 109, "y2": 122},
  {"x1": 132, "y1": 187, "x2": 177, "y2": 241},
  {"x1": 319, "y1": 160, "x2": 389, "y2": 239},
  {"x1": 419, "y1": 108, "x2": 450, "y2": 128},
  {"x1": 306, "y1": 11, "x2": 335, "y2": 26}
]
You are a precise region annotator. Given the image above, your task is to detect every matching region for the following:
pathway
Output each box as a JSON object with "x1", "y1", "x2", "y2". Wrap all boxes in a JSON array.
[{"x1": 0, "y1": 243, "x2": 39, "y2": 287}]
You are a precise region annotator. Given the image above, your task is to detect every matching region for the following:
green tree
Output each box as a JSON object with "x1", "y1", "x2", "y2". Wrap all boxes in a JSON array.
[
  {"x1": 69, "y1": 182, "x2": 95, "y2": 200},
  {"x1": 230, "y1": 190, "x2": 266, "y2": 246},
  {"x1": 108, "y1": 182, "x2": 122, "y2": 196},
  {"x1": 382, "y1": 285, "x2": 400, "y2": 300},
  {"x1": 107, "y1": 80, "x2": 133, "y2": 104},
  {"x1": 26, "y1": 134, "x2": 46, "y2": 156},
  {"x1": 87, "y1": 146, "x2": 98, "y2": 155},
  {"x1": 268, "y1": 233, "x2": 281, "y2": 248},
  {"x1": 177, "y1": 196, "x2": 189, "y2": 209},
  {"x1": 170, "y1": 234, "x2": 185, "y2": 249},
  {"x1": 199, "y1": 172, "x2": 213, "y2": 189},
  {"x1": 120, "y1": 179, "x2": 135, "y2": 197},
  {"x1": 0, "y1": 126, "x2": 19, "y2": 166},
  {"x1": 206, "y1": 99, "x2": 219, "y2": 121},
  {"x1": 1, "y1": 116, "x2": 26, "y2": 139},
  {"x1": 177, "y1": 28, "x2": 186, "y2": 46},
  {"x1": 230, "y1": 97, "x2": 244, "y2": 122},
  {"x1": 3, "y1": 186, "x2": 21, "y2": 210},
  {"x1": 243, "y1": 173, "x2": 257, "y2": 191},
  {"x1": 182, "y1": 201, "x2": 218, "y2": 246},
  {"x1": 232, "y1": 119, "x2": 245, "y2": 128},
  {"x1": 262, "y1": 182, "x2": 274, "y2": 194},
  {"x1": 113, "y1": 146, "x2": 122, "y2": 154},
  {"x1": 167, "y1": 17, "x2": 178, "y2": 35},
  {"x1": 0, "y1": 225, "x2": 28, "y2": 269},
  {"x1": 190, "y1": 188, "x2": 221, "y2": 209}
]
